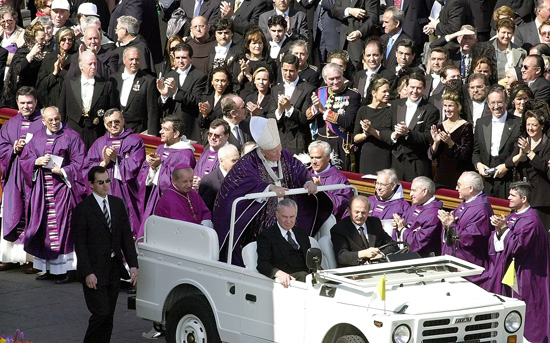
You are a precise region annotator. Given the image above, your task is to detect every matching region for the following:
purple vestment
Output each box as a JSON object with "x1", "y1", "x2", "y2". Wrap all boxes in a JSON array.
[
  {"x1": 83, "y1": 129, "x2": 146, "y2": 238},
  {"x1": 442, "y1": 192, "x2": 493, "y2": 286},
  {"x1": 309, "y1": 165, "x2": 352, "y2": 220},
  {"x1": 139, "y1": 140, "x2": 196, "y2": 237},
  {"x1": 194, "y1": 148, "x2": 219, "y2": 178},
  {"x1": 393, "y1": 199, "x2": 443, "y2": 257},
  {"x1": 154, "y1": 184, "x2": 211, "y2": 224},
  {"x1": 0, "y1": 110, "x2": 44, "y2": 243},
  {"x1": 486, "y1": 208, "x2": 550, "y2": 342},
  {"x1": 20, "y1": 124, "x2": 86, "y2": 260},
  {"x1": 369, "y1": 184, "x2": 411, "y2": 220},
  {"x1": 213, "y1": 148, "x2": 333, "y2": 265}
]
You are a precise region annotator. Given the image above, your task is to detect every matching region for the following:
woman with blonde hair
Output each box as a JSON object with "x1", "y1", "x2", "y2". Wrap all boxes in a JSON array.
[
  {"x1": 429, "y1": 92, "x2": 474, "y2": 189},
  {"x1": 245, "y1": 66, "x2": 272, "y2": 118}
]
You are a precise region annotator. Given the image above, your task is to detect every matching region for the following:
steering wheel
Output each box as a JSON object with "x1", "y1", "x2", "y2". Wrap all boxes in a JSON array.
[{"x1": 370, "y1": 241, "x2": 410, "y2": 263}]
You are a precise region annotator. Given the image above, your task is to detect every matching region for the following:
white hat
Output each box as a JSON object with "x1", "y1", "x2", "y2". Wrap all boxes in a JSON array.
[
  {"x1": 77, "y1": 3, "x2": 98, "y2": 16},
  {"x1": 250, "y1": 117, "x2": 280, "y2": 151},
  {"x1": 51, "y1": 0, "x2": 70, "y2": 11}
]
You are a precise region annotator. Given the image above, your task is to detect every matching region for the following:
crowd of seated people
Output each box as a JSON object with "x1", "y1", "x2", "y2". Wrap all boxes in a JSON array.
[{"x1": 0, "y1": 0, "x2": 549, "y2": 340}]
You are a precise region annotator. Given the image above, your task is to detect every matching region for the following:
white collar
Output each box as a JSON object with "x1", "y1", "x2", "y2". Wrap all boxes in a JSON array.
[
  {"x1": 516, "y1": 205, "x2": 531, "y2": 214},
  {"x1": 275, "y1": 9, "x2": 289, "y2": 17},
  {"x1": 284, "y1": 77, "x2": 299, "y2": 87},
  {"x1": 492, "y1": 112, "x2": 507, "y2": 123},
  {"x1": 313, "y1": 163, "x2": 331, "y2": 175},
  {"x1": 46, "y1": 123, "x2": 63, "y2": 135},
  {"x1": 406, "y1": 98, "x2": 422, "y2": 107},
  {"x1": 176, "y1": 65, "x2": 192, "y2": 75}
]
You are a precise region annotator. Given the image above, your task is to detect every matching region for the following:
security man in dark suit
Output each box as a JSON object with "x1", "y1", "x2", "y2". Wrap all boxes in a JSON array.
[
  {"x1": 331, "y1": 195, "x2": 398, "y2": 267},
  {"x1": 73, "y1": 166, "x2": 138, "y2": 343},
  {"x1": 257, "y1": 198, "x2": 311, "y2": 287}
]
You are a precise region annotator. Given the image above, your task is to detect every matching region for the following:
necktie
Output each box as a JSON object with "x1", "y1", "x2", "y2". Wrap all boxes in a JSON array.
[
  {"x1": 234, "y1": 126, "x2": 243, "y2": 145},
  {"x1": 234, "y1": 0, "x2": 242, "y2": 12},
  {"x1": 358, "y1": 227, "x2": 369, "y2": 248},
  {"x1": 394, "y1": 0, "x2": 402, "y2": 9},
  {"x1": 461, "y1": 54, "x2": 466, "y2": 80},
  {"x1": 386, "y1": 36, "x2": 394, "y2": 58},
  {"x1": 194, "y1": 0, "x2": 202, "y2": 17},
  {"x1": 103, "y1": 199, "x2": 111, "y2": 230},
  {"x1": 287, "y1": 231, "x2": 299, "y2": 250}
]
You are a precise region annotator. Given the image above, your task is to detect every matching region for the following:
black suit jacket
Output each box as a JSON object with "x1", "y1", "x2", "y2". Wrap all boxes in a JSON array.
[
  {"x1": 472, "y1": 112, "x2": 521, "y2": 170},
  {"x1": 229, "y1": 0, "x2": 269, "y2": 40},
  {"x1": 331, "y1": 216, "x2": 397, "y2": 267},
  {"x1": 385, "y1": 0, "x2": 431, "y2": 47},
  {"x1": 73, "y1": 194, "x2": 138, "y2": 286},
  {"x1": 227, "y1": 120, "x2": 252, "y2": 151},
  {"x1": 245, "y1": 91, "x2": 272, "y2": 118},
  {"x1": 207, "y1": 42, "x2": 242, "y2": 70},
  {"x1": 108, "y1": 0, "x2": 162, "y2": 63},
  {"x1": 381, "y1": 31, "x2": 412, "y2": 70},
  {"x1": 198, "y1": 166, "x2": 224, "y2": 211},
  {"x1": 380, "y1": 98, "x2": 440, "y2": 164},
  {"x1": 66, "y1": 47, "x2": 119, "y2": 80},
  {"x1": 434, "y1": 0, "x2": 473, "y2": 37},
  {"x1": 267, "y1": 79, "x2": 316, "y2": 154},
  {"x1": 113, "y1": 35, "x2": 156, "y2": 76},
  {"x1": 529, "y1": 76, "x2": 550, "y2": 103},
  {"x1": 58, "y1": 76, "x2": 116, "y2": 141},
  {"x1": 257, "y1": 224, "x2": 310, "y2": 278},
  {"x1": 514, "y1": 20, "x2": 540, "y2": 51},
  {"x1": 110, "y1": 70, "x2": 160, "y2": 135},
  {"x1": 160, "y1": 66, "x2": 208, "y2": 142}
]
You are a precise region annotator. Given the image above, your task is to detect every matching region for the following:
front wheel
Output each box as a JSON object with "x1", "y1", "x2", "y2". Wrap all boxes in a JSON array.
[
  {"x1": 336, "y1": 335, "x2": 367, "y2": 343},
  {"x1": 165, "y1": 295, "x2": 221, "y2": 343}
]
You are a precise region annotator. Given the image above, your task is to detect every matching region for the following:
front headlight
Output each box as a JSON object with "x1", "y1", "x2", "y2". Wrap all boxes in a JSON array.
[
  {"x1": 392, "y1": 324, "x2": 411, "y2": 343},
  {"x1": 504, "y1": 311, "x2": 522, "y2": 333}
]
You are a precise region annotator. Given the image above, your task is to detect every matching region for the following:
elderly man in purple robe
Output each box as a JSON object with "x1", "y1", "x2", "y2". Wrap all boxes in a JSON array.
[
  {"x1": 194, "y1": 119, "x2": 229, "y2": 181},
  {"x1": 214, "y1": 117, "x2": 333, "y2": 266},
  {"x1": 139, "y1": 116, "x2": 196, "y2": 236},
  {"x1": 20, "y1": 106, "x2": 87, "y2": 284},
  {"x1": 368, "y1": 169, "x2": 410, "y2": 228},
  {"x1": 308, "y1": 140, "x2": 352, "y2": 221},
  {"x1": 438, "y1": 171, "x2": 493, "y2": 286},
  {"x1": 154, "y1": 164, "x2": 212, "y2": 227},
  {"x1": 488, "y1": 181, "x2": 550, "y2": 342},
  {"x1": 83, "y1": 108, "x2": 146, "y2": 239},
  {"x1": 199, "y1": 144, "x2": 240, "y2": 211},
  {"x1": 393, "y1": 176, "x2": 443, "y2": 257},
  {"x1": 0, "y1": 87, "x2": 45, "y2": 272}
]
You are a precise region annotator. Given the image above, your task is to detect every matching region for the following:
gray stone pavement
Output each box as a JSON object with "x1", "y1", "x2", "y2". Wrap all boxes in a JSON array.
[{"x1": 0, "y1": 268, "x2": 165, "y2": 343}]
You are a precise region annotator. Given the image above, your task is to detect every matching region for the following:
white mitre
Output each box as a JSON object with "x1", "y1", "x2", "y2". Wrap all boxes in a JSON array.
[{"x1": 250, "y1": 116, "x2": 280, "y2": 151}]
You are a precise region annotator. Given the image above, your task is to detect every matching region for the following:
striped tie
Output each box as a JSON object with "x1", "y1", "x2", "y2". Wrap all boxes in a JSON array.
[{"x1": 103, "y1": 199, "x2": 111, "y2": 230}]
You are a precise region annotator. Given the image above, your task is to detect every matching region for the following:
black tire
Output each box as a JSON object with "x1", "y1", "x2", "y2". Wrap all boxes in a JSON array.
[
  {"x1": 336, "y1": 335, "x2": 367, "y2": 343},
  {"x1": 165, "y1": 295, "x2": 221, "y2": 343}
]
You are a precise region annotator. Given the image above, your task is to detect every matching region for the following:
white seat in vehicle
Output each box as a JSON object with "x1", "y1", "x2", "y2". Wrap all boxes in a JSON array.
[
  {"x1": 242, "y1": 237, "x2": 324, "y2": 271},
  {"x1": 314, "y1": 214, "x2": 336, "y2": 242},
  {"x1": 144, "y1": 215, "x2": 219, "y2": 261},
  {"x1": 319, "y1": 235, "x2": 337, "y2": 269}
]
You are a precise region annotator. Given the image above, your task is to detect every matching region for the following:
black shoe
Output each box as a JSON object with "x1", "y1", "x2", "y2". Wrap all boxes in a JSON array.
[
  {"x1": 55, "y1": 271, "x2": 76, "y2": 284},
  {"x1": 0, "y1": 262, "x2": 20, "y2": 271},
  {"x1": 36, "y1": 272, "x2": 54, "y2": 280}
]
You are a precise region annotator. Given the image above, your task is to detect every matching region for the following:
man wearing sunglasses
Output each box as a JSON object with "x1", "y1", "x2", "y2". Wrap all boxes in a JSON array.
[
  {"x1": 83, "y1": 108, "x2": 146, "y2": 240},
  {"x1": 73, "y1": 165, "x2": 138, "y2": 343}
]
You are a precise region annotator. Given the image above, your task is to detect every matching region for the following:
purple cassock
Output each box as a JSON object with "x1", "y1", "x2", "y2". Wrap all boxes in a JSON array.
[
  {"x1": 213, "y1": 148, "x2": 333, "y2": 266},
  {"x1": 369, "y1": 184, "x2": 411, "y2": 220},
  {"x1": 0, "y1": 110, "x2": 44, "y2": 244},
  {"x1": 83, "y1": 129, "x2": 146, "y2": 239},
  {"x1": 20, "y1": 124, "x2": 86, "y2": 261},
  {"x1": 153, "y1": 184, "x2": 211, "y2": 224},
  {"x1": 441, "y1": 192, "x2": 493, "y2": 286},
  {"x1": 309, "y1": 165, "x2": 352, "y2": 220},
  {"x1": 393, "y1": 198, "x2": 443, "y2": 257},
  {"x1": 194, "y1": 149, "x2": 219, "y2": 178},
  {"x1": 485, "y1": 208, "x2": 550, "y2": 342},
  {"x1": 139, "y1": 141, "x2": 196, "y2": 237}
]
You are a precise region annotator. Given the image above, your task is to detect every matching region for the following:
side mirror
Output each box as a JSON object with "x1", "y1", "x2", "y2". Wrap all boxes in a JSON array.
[{"x1": 306, "y1": 247, "x2": 322, "y2": 272}]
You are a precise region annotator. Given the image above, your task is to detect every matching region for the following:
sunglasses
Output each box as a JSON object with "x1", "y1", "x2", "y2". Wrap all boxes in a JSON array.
[
  {"x1": 95, "y1": 179, "x2": 111, "y2": 185},
  {"x1": 208, "y1": 132, "x2": 223, "y2": 139}
]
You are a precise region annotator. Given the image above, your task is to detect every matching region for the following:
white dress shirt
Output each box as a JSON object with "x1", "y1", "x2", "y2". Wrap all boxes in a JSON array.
[
  {"x1": 490, "y1": 112, "x2": 507, "y2": 157},
  {"x1": 119, "y1": 69, "x2": 136, "y2": 107}
]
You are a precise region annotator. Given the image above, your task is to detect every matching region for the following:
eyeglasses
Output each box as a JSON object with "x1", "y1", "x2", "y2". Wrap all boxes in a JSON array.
[
  {"x1": 105, "y1": 119, "x2": 121, "y2": 127},
  {"x1": 60, "y1": 37, "x2": 73, "y2": 42},
  {"x1": 375, "y1": 181, "x2": 392, "y2": 187},
  {"x1": 95, "y1": 179, "x2": 111, "y2": 185},
  {"x1": 192, "y1": 24, "x2": 207, "y2": 30},
  {"x1": 542, "y1": 31, "x2": 550, "y2": 37},
  {"x1": 0, "y1": 19, "x2": 14, "y2": 25},
  {"x1": 208, "y1": 132, "x2": 223, "y2": 139}
]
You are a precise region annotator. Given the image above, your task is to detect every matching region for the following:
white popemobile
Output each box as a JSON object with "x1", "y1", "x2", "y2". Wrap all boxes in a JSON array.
[{"x1": 131, "y1": 185, "x2": 526, "y2": 343}]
